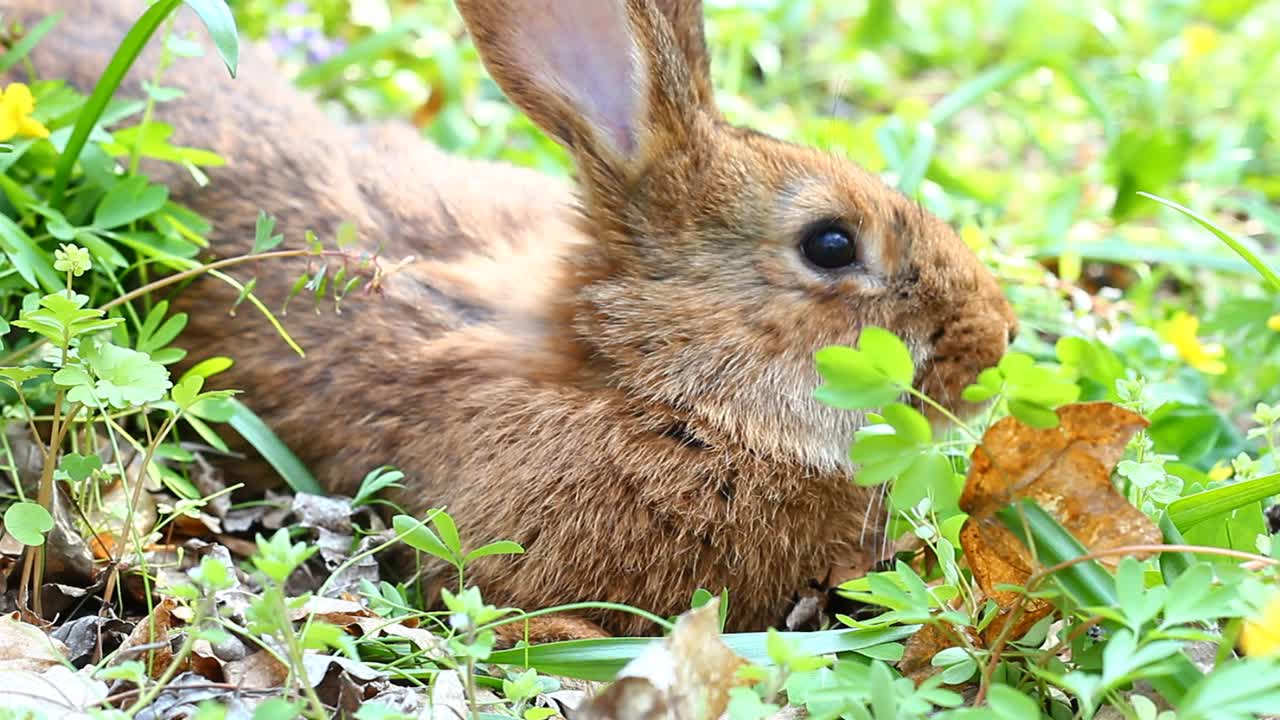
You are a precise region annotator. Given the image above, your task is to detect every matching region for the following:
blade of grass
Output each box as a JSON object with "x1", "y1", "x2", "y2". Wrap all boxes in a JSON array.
[
  {"x1": 995, "y1": 500, "x2": 1117, "y2": 607},
  {"x1": 48, "y1": 0, "x2": 183, "y2": 207},
  {"x1": 1166, "y1": 472, "x2": 1280, "y2": 531},
  {"x1": 928, "y1": 60, "x2": 1036, "y2": 127},
  {"x1": 1032, "y1": 239, "x2": 1272, "y2": 275},
  {"x1": 487, "y1": 625, "x2": 916, "y2": 681},
  {"x1": 49, "y1": 0, "x2": 237, "y2": 207},
  {"x1": 1157, "y1": 512, "x2": 1195, "y2": 585},
  {"x1": 1140, "y1": 191, "x2": 1280, "y2": 291},
  {"x1": 225, "y1": 399, "x2": 322, "y2": 495},
  {"x1": 181, "y1": 0, "x2": 239, "y2": 76},
  {"x1": 0, "y1": 13, "x2": 63, "y2": 75}
]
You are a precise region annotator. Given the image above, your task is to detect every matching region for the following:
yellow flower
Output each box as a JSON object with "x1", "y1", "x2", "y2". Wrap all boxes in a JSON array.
[
  {"x1": 0, "y1": 83, "x2": 50, "y2": 142},
  {"x1": 1182, "y1": 24, "x2": 1220, "y2": 61},
  {"x1": 1157, "y1": 311, "x2": 1226, "y2": 375},
  {"x1": 1207, "y1": 462, "x2": 1233, "y2": 482},
  {"x1": 1268, "y1": 314, "x2": 1280, "y2": 332},
  {"x1": 1241, "y1": 591, "x2": 1280, "y2": 658}
]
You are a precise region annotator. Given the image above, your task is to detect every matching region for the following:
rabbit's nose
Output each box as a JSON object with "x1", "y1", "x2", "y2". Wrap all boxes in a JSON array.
[{"x1": 1007, "y1": 323, "x2": 1019, "y2": 346}]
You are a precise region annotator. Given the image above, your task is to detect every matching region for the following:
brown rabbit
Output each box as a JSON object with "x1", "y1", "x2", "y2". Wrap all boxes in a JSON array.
[{"x1": 10, "y1": 0, "x2": 1016, "y2": 635}]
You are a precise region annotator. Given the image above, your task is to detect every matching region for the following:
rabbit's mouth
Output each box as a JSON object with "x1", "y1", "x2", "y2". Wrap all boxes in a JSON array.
[{"x1": 912, "y1": 304, "x2": 1017, "y2": 426}]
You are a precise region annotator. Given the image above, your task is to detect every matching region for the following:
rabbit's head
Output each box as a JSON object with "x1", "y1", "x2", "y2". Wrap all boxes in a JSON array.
[{"x1": 456, "y1": 0, "x2": 1017, "y2": 471}]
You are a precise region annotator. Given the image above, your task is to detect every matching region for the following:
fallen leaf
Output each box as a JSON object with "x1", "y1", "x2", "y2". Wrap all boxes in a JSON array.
[
  {"x1": 223, "y1": 649, "x2": 289, "y2": 690},
  {"x1": 0, "y1": 665, "x2": 108, "y2": 719},
  {"x1": 117, "y1": 598, "x2": 180, "y2": 680},
  {"x1": 959, "y1": 402, "x2": 1161, "y2": 642},
  {"x1": 51, "y1": 614, "x2": 132, "y2": 667},
  {"x1": 291, "y1": 492, "x2": 353, "y2": 534},
  {"x1": 576, "y1": 600, "x2": 746, "y2": 720},
  {"x1": 0, "y1": 613, "x2": 70, "y2": 672},
  {"x1": 898, "y1": 623, "x2": 978, "y2": 685},
  {"x1": 133, "y1": 671, "x2": 258, "y2": 720},
  {"x1": 431, "y1": 669, "x2": 469, "y2": 720}
]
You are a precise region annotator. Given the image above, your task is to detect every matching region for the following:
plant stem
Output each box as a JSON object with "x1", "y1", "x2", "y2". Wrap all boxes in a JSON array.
[
  {"x1": 128, "y1": 16, "x2": 176, "y2": 176},
  {"x1": 476, "y1": 601, "x2": 676, "y2": 635},
  {"x1": 275, "y1": 589, "x2": 327, "y2": 719},
  {"x1": 124, "y1": 598, "x2": 209, "y2": 717},
  {"x1": 907, "y1": 387, "x2": 982, "y2": 443}
]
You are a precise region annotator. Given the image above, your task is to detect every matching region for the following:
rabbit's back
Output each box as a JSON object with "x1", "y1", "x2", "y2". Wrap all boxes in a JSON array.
[{"x1": 11, "y1": 0, "x2": 589, "y2": 491}]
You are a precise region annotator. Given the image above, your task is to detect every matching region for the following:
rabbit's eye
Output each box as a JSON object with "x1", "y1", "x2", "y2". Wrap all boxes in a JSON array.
[{"x1": 800, "y1": 226, "x2": 857, "y2": 270}]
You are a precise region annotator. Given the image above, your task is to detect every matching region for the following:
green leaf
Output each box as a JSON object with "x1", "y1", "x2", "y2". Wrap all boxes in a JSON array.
[
  {"x1": 0, "y1": 214, "x2": 64, "y2": 292},
  {"x1": 69, "y1": 337, "x2": 173, "y2": 409},
  {"x1": 392, "y1": 514, "x2": 455, "y2": 566},
  {"x1": 180, "y1": 356, "x2": 234, "y2": 382},
  {"x1": 224, "y1": 399, "x2": 322, "y2": 495},
  {"x1": 182, "y1": 0, "x2": 240, "y2": 76},
  {"x1": 352, "y1": 465, "x2": 405, "y2": 507},
  {"x1": 94, "y1": 176, "x2": 170, "y2": 229},
  {"x1": 60, "y1": 453, "x2": 103, "y2": 483},
  {"x1": 252, "y1": 699, "x2": 303, "y2": 720},
  {"x1": 0, "y1": 13, "x2": 63, "y2": 74},
  {"x1": 1177, "y1": 659, "x2": 1280, "y2": 720},
  {"x1": 0, "y1": 367, "x2": 51, "y2": 387},
  {"x1": 858, "y1": 327, "x2": 914, "y2": 387},
  {"x1": 3, "y1": 502, "x2": 54, "y2": 546},
  {"x1": 172, "y1": 374, "x2": 204, "y2": 410},
  {"x1": 881, "y1": 403, "x2": 931, "y2": 445},
  {"x1": 1167, "y1": 472, "x2": 1280, "y2": 531},
  {"x1": 253, "y1": 211, "x2": 284, "y2": 253},
  {"x1": 814, "y1": 383, "x2": 901, "y2": 411},
  {"x1": 1140, "y1": 192, "x2": 1280, "y2": 291},
  {"x1": 49, "y1": 0, "x2": 187, "y2": 207},
  {"x1": 465, "y1": 541, "x2": 525, "y2": 564},
  {"x1": 892, "y1": 451, "x2": 955, "y2": 512},
  {"x1": 929, "y1": 60, "x2": 1037, "y2": 126},
  {"x1": 486, "y1": 625, "x2": 916, "y2": 681},
  {"x1": 1007, "y1": 399, "x2": 1062, "y2": 429},
  {"x1": 977, "y1": 676, "x2": 1039, "y2": 717},
  {"x1": 433, "y1": 510, "x2": 462, "y2": 557},
  {"x1": 930, "y1": 646, "x2": 977, "y2": 685},
  {"x1": 1157, "y1": 512, "x2": 1195, "y2": 584}
]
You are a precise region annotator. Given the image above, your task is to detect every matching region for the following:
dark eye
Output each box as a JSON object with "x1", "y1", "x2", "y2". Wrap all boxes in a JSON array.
[{"x1": 800, "y1": 225, "x2": 857, "y2": 270}]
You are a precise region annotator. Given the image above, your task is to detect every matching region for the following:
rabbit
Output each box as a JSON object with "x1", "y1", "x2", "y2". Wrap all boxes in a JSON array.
[{"x1": 8, "y1": 0, "x2": 1017, "y2": 636}]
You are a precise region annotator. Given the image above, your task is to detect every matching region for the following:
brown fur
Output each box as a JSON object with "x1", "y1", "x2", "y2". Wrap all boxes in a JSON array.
[{"x1": 7, "y1": 0, "x2": 1016, "y2": 635}]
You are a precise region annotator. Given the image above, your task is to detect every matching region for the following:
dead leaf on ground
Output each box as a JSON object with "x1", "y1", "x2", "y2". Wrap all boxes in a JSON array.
[
  {"x1": 133, "y1": 671, "x2": 260, "y2": 720},
  {"x1": 0, "y1": 612, "x2": 70, "y2": 672},
  {"x1": 223, "y1": 649, "x2": 289, "y2": 691},
  {"x1": 576, "y1": 600, "x2": 746, "y2": 720},
  {"x1": 0, "y1": 665, "x2": 108, "y2": 719},
  {"x1": 958, "y1": 402, "x2": 1161, "y2": 642},
  {"x1": 117, "y1": 598, "x2": 180, "y2": 680},
  {"x1": 51, "y1": 613, "x2": 133, "y2": 667},
  {"x1": 431, "y1": 669, "x2": 470, "y2": 720},
  {"x1": 898, "y1": 622, "x2": 979, "y2": 685}
]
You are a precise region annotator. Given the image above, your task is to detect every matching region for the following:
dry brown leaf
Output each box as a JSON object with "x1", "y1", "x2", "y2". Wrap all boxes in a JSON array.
[
  {"x1": 223, "y1": 649, "x2": 289, "y2": 690},
  {"x1": 0, "y1": 613, "x2": 69, "y2": 673},
  {"x1": 118, "y1": 598, "x2": 180, "y2": 679},
  {"x1": 959, "y1": 402, "x2": 1161, "y2": 642},
  {"x1": 576, "y1": 600, "x2": 745, "y2": 720}
]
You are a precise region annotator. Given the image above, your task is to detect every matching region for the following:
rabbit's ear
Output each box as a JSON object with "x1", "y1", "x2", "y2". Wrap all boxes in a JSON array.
[
  {"x1": 652, "y1": 0, "x2": 715, "y2": 112},
  {"x1": 455, "y1": 0, "x2": 714, "y2": 164}
]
